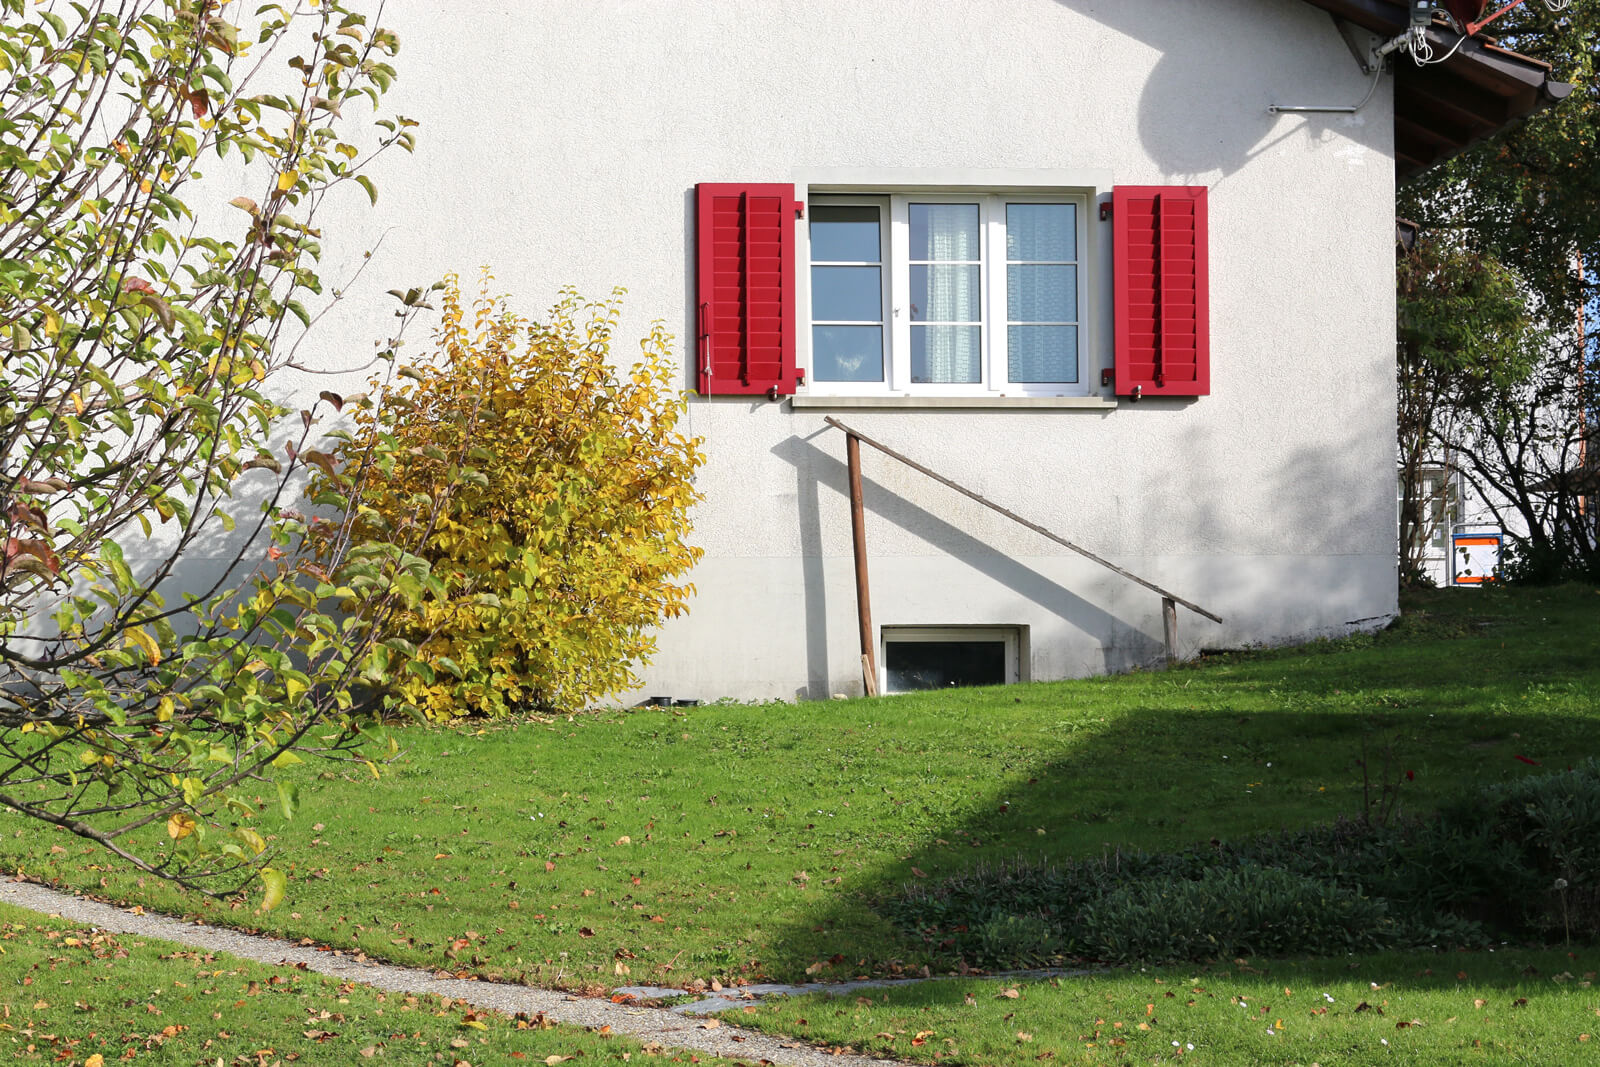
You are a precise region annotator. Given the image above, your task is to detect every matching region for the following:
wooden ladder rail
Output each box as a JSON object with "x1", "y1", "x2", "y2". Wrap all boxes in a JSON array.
[{"x1": 827, "y1": 416, "x2": 1223, "y2": 692}]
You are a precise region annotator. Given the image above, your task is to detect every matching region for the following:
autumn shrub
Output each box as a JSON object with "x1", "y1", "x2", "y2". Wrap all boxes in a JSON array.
[{"x1": 318, "y1": 276, "x2": 703, "y2": 718}]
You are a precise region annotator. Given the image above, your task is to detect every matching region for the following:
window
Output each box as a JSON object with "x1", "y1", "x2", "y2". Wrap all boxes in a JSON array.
[
  {"x1": 880, "y1": 626, "x2": 1024, "y2": 693},
  {"x1": 693, "y1": 181, "x2": 1207, "y2": 401},
  {"x1": 1396, "y1": 465, "x2": 1459, "y2": 554},
  {"x1": 806, "y1": 194, "x2": 1088, "y2": 397}
]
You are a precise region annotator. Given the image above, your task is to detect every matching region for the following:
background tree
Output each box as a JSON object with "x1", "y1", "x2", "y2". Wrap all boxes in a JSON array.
[
  {"x1": 1397, "y1": 1, "x2": 1599, "y2": 580},
  {"x1": 0, "y1": 0, "x2": 433, "y2": 903},
  {"x1": 1395, "y1": 238, "x2": 1534, "y2": 585}
]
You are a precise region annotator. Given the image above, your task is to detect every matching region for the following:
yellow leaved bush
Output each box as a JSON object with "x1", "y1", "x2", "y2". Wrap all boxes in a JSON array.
[{"x1": 319, "y1": 275, "x2": 703, "y2": 718}]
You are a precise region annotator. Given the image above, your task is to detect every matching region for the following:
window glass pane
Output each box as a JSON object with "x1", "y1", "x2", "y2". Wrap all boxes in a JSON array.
[
  {"x1": 885, "y1": 640, "x2": 1006, "y2": 692},
  {"x1": 812, "y1": 325, "x2": 884, "y2": 382},
  {"x1": 909, "y1": 203, "x2": 980, "y2": 261},
  {"x1": 811, "y1": 266, "x2": 882, "y2": 322},
  {"x1": 1007, "y1": 325, "x2": 1077, "y2": 383},
  {"x1": 911, "y1": 325, "x2": 981, "y2": 383},
  {"x1": 1006, "y1": 203, "x2": 1075, "y2": 261},
  {"x1": 1007, "y1": 264, "x2": 1076, "y2": 322},
  {"x1": 909, "y1": 264, "x2": 981, "y2": 322},
  {"x1": 810, "y1": 205, "x2": 881, "y2": 262}
]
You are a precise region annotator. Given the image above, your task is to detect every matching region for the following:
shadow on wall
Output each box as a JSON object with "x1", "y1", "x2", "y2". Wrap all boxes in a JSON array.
[
  {"x1": 777, "y1": 410, "x2": 1396, "y2": 702},
  {"x1": 1054, "y1": 0, "x2": 1385, "y2": 183},
  {"x1": 1131, "y1": 417, "x2": 1397, "y2": 631},
  {"x1": 774, "y1": 432, "x2": 1164, "y2": 700}
]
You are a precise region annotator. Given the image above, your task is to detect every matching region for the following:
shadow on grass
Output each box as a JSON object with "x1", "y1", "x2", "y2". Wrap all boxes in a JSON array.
[{"x1": 753, "y1": 591, "x2": 1600, "y2": 985}]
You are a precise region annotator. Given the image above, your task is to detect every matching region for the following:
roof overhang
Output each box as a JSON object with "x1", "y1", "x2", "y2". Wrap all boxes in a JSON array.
[{"x1": 1296, "y1": 0, "x2": 1573, "y2": 182}]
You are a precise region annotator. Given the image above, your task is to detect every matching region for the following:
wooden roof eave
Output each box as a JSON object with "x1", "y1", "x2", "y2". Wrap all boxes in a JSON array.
[{"x1": 1294, "y1": 0, "x2": 1573, "y2": 180}]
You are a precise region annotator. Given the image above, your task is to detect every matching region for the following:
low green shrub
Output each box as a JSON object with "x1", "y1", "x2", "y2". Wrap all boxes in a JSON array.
[
  {"x1": 972, "y1": 912, "x2": 1062, "y2": 967},
  {"x1": 1072, "y1": 865, "x2": 1397, "y2": 964},
  {"x1": 1458, "y1": 758, "x2": 1600, "y2": 938}
]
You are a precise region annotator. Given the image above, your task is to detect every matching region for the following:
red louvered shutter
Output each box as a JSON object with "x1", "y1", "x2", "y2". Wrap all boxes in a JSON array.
[
  {"x1": 695, "y1": 183, "x2": 802, "y2": 397},
  {"x1": 1111, "y1": 185, "x2": 1209, "y2": 398}
]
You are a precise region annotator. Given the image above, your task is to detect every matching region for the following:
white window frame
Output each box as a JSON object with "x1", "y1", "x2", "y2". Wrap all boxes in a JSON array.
[
  {"x1": 807, "y1": 195, "x2": 894, "y2": 395},
  {"x1": 879, "y1": 625, "x2": 1024, "y2": 695},
  {"x1": 801, "y1": 185, "x2": 1095, "y2": 399}
]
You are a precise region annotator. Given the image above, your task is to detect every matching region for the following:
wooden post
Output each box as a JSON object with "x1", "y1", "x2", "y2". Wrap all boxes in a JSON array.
[
  {"x1": 1162, "y1": 596, "x2": 1179, "y2": 667},
  {"x1": 847, "y1": 434, "x2": 878, "y2": 696}
]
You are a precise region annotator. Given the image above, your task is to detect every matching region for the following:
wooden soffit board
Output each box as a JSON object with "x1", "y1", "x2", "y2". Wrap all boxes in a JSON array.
[{"x1": 1294, "y1": 0, "x2": 1573, "y2": 181}]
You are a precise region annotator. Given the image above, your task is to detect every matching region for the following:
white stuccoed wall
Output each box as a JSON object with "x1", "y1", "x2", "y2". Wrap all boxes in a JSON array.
[{"x1": 287, "y1": 0, "x2": 1399, "y2": 701}]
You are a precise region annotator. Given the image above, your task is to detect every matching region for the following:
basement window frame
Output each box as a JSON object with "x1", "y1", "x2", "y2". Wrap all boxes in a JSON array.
[{"x1": 879, "y1": 625, "x2": 1026, "y2": 694}]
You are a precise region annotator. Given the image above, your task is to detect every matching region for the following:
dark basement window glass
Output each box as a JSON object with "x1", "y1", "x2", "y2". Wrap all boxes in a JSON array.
[{"x1": 884, "y1": 640, "x2": 1006, "y2": 692}]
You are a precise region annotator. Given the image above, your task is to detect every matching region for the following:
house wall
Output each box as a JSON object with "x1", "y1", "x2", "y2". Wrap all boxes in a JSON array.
[{"x1": 291, "y1": 0, "x2": 1400, "y2": 701}]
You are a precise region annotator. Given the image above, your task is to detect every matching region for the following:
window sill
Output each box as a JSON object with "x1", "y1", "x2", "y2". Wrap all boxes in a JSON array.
[{"x1": 790, "y1": 394, "x2": 1118, "y2": 410}]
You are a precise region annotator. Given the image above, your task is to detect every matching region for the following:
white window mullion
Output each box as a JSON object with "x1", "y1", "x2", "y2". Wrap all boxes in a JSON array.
[
  {"x1": 888, "y1": 196, "x2": 910, "y2": 392},
  {"x1": 986, "y1": 195, "x2": 1009, "y2": 390}
]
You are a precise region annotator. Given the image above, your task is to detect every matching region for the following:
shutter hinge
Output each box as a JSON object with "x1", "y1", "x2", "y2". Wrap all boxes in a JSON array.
[
  {"x1": 795, "y1": 201, "x2": 805, "y2": 219},
  {"x1": 1099, "y1": 201, "x2": 1112, "y2": 221},
  {"x1": 1101, "y1": 368, "x2": 1113, "y2": 387}
]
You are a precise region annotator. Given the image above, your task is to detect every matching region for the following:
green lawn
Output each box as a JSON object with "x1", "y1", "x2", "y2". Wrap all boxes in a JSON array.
[
  {"x1": 724, "y1": 948, "x2": 1600, "y2": 1065},
  {"x1": 1, "y1": 586, "x2": 1597, "y2": 1027},
  {"x1": 0, "y1": 901, "x2": 745, "y2": 1065}
]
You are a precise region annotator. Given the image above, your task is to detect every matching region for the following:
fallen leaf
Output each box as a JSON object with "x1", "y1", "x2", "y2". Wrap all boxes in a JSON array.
[
  {"x1": 996, "y1": 988, "x2": 1021, "y2": 999},
  {"x1": 701, "y1": 1019, "x2": 721, "y2": 1030}
]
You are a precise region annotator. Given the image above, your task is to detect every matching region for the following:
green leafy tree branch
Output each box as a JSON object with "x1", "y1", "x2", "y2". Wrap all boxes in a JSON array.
[{"x1": 0, "y1": 0, "x2": 437, "y2": 904}]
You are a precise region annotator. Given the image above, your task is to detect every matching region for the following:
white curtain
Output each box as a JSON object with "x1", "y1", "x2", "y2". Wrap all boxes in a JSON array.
[{"x1": 922, "y1": 205, "x2": 979, "y2": 383}]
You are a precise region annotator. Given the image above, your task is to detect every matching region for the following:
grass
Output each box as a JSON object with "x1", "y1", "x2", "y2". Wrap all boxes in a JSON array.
[
  {"x1": 0, "y1": 586, "x2": 1597, "y2": 1025},
  {"x1": 0, "y1": 900, "x2": 747, "y2": 1065},
  {"x1": 721, "y1": 948, "x2": 1600, "y2": 1065}
]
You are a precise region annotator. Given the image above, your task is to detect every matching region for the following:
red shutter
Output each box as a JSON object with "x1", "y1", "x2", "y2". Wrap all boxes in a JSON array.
[
  {"x1": 1111, "y1": 185, "x2": 1209, "y2": 398},
  {"x1": 695, "y1": 183, "x2": 801, "y2": 397}
]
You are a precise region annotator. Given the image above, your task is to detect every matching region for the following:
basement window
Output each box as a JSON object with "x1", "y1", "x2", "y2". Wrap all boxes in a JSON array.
[{"x1": 880, "y1": 626, "x2": 1023, "y2": 694}]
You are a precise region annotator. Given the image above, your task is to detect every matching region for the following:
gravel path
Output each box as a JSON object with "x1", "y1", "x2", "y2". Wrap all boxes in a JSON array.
[{"x1": 0, "y1": 878, "x2": 900, "y2": 1066}]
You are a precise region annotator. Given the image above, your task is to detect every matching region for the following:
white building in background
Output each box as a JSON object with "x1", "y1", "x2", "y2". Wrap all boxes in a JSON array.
[{"x1": 279, "y1": 0, "x2": 1566, "y2": 700}]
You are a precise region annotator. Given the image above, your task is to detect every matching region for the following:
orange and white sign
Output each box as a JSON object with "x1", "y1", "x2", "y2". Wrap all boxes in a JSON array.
[{"x1": 1452, "y1": 533, "x2": 1501, "y2": 585}]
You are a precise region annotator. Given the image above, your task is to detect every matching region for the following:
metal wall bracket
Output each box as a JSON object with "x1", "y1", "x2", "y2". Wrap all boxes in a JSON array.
[{"x1": 1334, "y1": 16, "x2": 1385, "y2": 74}]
